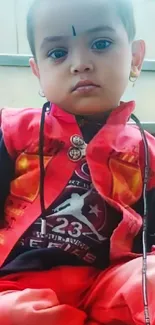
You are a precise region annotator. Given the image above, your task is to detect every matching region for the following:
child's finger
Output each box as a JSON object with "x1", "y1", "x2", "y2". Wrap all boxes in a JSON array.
[
  {"x1": 14, "y1": 288, "x2": 58, "y2": 308},
  {"x1": 13, "y1": 302, "x2": 86, "y2": 325}
]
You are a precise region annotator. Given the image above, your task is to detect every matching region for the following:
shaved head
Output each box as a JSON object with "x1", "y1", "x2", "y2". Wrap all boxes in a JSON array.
[{"x1": 27, "y1": 0, "x2": 136, "y2": 58}]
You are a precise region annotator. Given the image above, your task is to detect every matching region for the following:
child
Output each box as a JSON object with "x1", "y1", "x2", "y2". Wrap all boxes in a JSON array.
[{"x1": 0, "y1": 0, "x2": 155, "y2": 324}]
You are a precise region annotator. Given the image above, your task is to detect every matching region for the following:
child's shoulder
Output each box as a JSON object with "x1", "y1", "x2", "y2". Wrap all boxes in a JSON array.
[
  {"x1": 0, "y1": 106, "x2": 41, "y2": 126},
  {"x1": 0, "y1": 107, "x2": 43, "y2": 157},
  {"x1": 0, "y1": 107, "x2": 43, "y2": 137}
]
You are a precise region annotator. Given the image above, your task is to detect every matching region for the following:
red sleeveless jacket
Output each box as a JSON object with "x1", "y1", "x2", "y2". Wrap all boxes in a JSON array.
[{"x1": 0, "y1": 101, "x2": 155, "y2": 267}]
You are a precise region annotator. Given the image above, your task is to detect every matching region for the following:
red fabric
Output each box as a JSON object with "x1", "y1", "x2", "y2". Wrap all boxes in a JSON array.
[
  {"x1": 0, "y1": 255, "x2": 155, "y2": 325},
  {"x1": 1, "y1": 102, "x2": 155, "y2": 324},
  {"x1": 0, "y1": 256, "x2": 155, "y2": 324},
  {"x1": 0, "y1": 101, "x2": 149, "y2": 267}
]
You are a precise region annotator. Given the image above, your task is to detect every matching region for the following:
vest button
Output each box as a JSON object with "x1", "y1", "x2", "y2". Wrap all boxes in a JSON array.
[
  {"x1": 70, "y1": 135, "x2": 84, "y2": 147},
  {"x1": 68, "y1": 147, "x2": 82, "y2": 161}
]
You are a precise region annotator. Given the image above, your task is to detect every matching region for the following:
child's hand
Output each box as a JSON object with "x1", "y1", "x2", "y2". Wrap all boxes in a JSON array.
[
  {"x1": 0, "y1": 288, "x2": 86, "y2": 325},
  {"x1": 0, "y1": 288, "x2": 58, "y2": 325},
  {"x1": 11, "y1": 288, "x2": 58, "y2": 325}
]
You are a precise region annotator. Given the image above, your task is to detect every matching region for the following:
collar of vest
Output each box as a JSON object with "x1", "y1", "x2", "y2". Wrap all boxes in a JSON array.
[{"x1": 48, "y1": 101, "x2": 135, "y2": 126}]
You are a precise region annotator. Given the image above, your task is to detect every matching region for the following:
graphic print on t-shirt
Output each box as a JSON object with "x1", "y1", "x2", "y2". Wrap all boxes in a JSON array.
[
  {"x1": 19, "y1": 158, "x2": 122, "y2": 266},
  {"x1": 47, "y1": 188, "x2": 106, "y2": 242}
]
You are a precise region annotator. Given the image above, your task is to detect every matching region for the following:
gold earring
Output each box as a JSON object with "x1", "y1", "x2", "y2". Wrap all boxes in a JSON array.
[
  {"x1": 129, "y1": 71, "x2": 138, "y2": 87},
  {"x1": 38, "y1": 89, "x2": 45, "y2": 97}
]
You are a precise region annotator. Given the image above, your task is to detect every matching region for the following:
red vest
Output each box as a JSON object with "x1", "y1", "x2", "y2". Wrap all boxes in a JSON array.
[{"x1": 0, "y1": 101, "x2": 155, "y2": 267}]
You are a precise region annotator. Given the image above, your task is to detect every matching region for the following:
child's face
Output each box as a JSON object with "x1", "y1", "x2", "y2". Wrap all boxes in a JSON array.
[{"x1": 30, "y1": 0, "x2": 145, "y2": 116}]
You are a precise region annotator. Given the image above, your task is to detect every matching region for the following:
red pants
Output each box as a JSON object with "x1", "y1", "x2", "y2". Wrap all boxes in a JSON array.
[{"x1": 0, "y1": 256, "x2": 155, "y2": 325}]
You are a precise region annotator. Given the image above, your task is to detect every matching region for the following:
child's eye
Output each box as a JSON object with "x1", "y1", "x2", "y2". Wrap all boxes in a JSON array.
[
  {"x1": 47, "y1": 49, "x2": 68, "y2": 60},
  {"x1": 91, "y1": 39, "x2": 112, "y2": 51}
]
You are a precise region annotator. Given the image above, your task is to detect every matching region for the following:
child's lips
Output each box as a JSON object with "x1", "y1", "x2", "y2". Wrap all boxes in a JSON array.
[{"x1": 71, "y1": 80, "x2": 100, "y2": 93}]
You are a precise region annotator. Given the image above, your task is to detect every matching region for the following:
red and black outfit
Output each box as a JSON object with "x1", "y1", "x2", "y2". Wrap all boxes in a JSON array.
[{"x1": 0, "y1": 101, "x2": 155, "y2": 324}]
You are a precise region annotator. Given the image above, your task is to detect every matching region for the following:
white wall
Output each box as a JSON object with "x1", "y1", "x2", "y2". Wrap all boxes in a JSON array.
[
  {"x1": 133, "y1": 0, "x2": 155, "y2": 60},
  {"x1": 0, "y1": 0, "x2": 17, "y2": 53}
]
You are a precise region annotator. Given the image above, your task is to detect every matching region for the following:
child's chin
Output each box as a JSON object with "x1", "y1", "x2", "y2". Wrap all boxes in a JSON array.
[
  {"x1": 59, "y1": 97, "x2": 113, "y2": 116},
  {"x1": 70, "y1": 103, "x2": 111, "y2": 116}
]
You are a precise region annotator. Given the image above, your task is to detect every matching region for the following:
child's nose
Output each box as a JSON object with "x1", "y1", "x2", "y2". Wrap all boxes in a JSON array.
[{"x1": 70, "y1": 59, "x2": 94, "y2": 74}]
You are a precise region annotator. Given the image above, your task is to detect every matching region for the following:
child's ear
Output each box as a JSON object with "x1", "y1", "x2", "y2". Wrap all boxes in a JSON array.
[
  {"x1": 29, "y1": 58, "x2": 40, "y2": 79},
  {"x1": 131, "y1": 40, "x2": 146, "y2": 78}
]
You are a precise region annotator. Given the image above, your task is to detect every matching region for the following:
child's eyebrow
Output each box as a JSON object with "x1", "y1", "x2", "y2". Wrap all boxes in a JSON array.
[
  {"x1": 40, "y1": 36, "x2": 68, "y2": 50},
  {"x1": 86, "y1": 25, "x2": 116, "y2": 34},
  {"x1": 40, "y1": 25, "x2": 115, "y2": 49}
]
